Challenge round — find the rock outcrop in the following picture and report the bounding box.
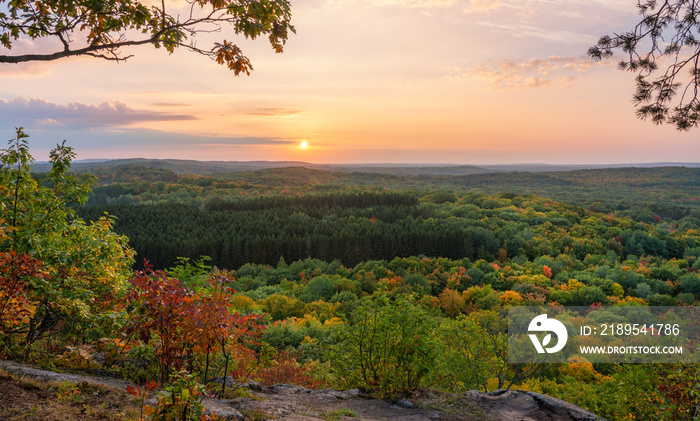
[464,389,604,421]
[211,383,605,421]
[0,360,605,421]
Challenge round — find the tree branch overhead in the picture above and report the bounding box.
[0,0,294,75]
[589,0,700,130]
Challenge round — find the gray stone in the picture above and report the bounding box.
[270,384,307,394]
[464,389,606,421]
[202,398,244,420]
[247,380,263,391]
[211,376,238,387]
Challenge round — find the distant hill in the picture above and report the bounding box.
[31,159,496,176]
[319,164,495,176]
[31,157,700,176]
[31,158,317,175]
[479,162,700,172]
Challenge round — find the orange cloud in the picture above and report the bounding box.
[0,62,51,77]
[451,55,598,88]
[245,108,303,117]
[366,0,456,8]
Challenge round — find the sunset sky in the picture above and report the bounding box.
[1,0,698,164]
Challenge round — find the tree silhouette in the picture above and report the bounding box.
[588,0,700,130]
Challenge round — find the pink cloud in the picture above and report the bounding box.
[451,55,600,88]
[0,97,196,128]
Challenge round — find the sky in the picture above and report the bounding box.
[0,0,699,164]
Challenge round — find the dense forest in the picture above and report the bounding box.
[78,164,700,225]
[3,146,700,420]
[78,190,692,272]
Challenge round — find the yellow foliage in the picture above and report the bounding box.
[567,279,585,291]
[618,296,647,306]
[231,294,256,311]
[611,283,625,298]
[322,317,343,327]
[498,290,523,306]
[561,356,611,384]
[289,314,320,328]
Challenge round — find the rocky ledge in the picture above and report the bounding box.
[209,383,605,421]
[0,360,604,421]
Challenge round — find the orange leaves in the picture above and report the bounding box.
[543,265,552,278]
[214,41,252,76]
[121,266,206,382]
[0,250,43,335]
[256,349,322,389]
[121,264,264,384]
[127,381,158,421]
[127,380,158,397]
[438,288,464,317]
[498,290,523,306]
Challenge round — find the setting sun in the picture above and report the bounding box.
[300,140,309,149]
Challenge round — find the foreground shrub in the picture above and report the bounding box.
[328,293,437,397]
[121,265,264,392]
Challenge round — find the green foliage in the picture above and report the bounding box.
[570,286,607,306]
[4,146,700,420]
[432,316,493,392]
[319,408,358,420]
[262,294,306,321]
[1,129,93,252]
[262,321,304,350]
[168,256,213,288]
[150,370,213,421]
[300,275,337,303]
[680,273,700,295]
[468,310,543,391]
[0,128,133,355]
[328,294,437,397]
[79,182,698,277]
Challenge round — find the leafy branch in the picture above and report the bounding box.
[588,0,700,130]
[0,0,295,75]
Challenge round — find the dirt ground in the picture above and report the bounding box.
[0,371,141,421]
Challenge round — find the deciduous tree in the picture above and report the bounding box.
[0,0,294,75]
[0,129,133,356]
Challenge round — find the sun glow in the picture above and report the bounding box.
[300,140,309,149]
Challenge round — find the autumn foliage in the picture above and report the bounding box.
[0,250,41,335]
[121,263,264,389]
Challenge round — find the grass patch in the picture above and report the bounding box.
[0,369,142,420]
[318,408,358,420]
[413,390,489,420]
[239,409,274,420]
